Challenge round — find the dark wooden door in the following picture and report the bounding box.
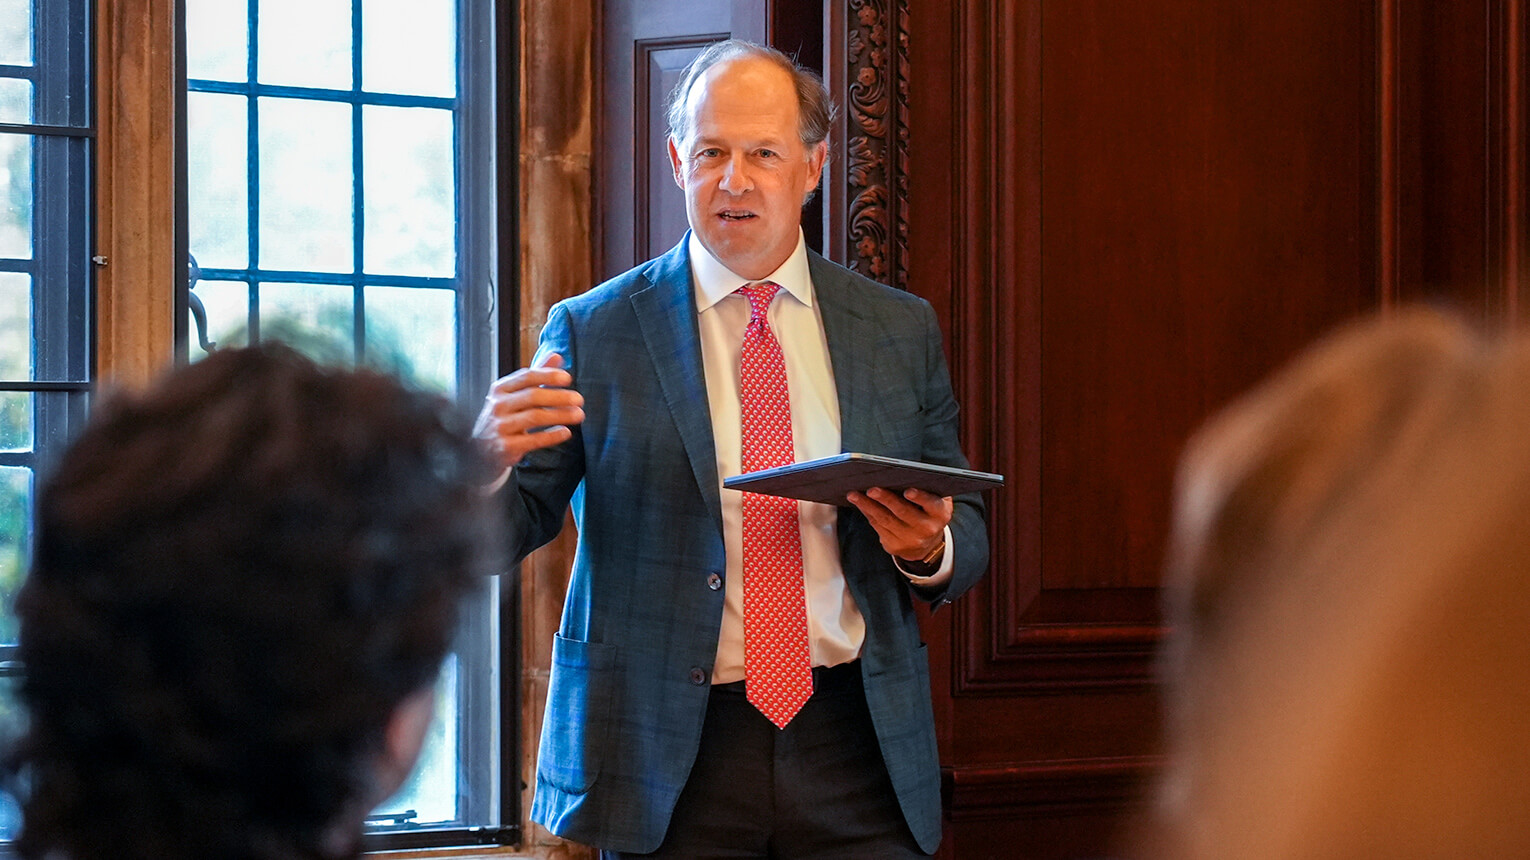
[595,0,822,281]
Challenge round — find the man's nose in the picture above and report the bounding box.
[719,156,753,194]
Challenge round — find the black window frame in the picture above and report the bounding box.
[0,0,95,683]
[173,0,522,850]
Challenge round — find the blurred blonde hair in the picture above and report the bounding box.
[1154,308,1530,859]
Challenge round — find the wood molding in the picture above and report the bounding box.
[944,756,1159,821]
[940,0,1165,696]
[828,0,909,287]
[94,0,177,389]
[519,1,595,857]
[1488,0,1528,323]
[1386,0,1524,323]
[631,34,728,267]
[1377,0,1400,310]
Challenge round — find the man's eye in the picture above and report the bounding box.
[698,148,722,158]
[758,149,778,159]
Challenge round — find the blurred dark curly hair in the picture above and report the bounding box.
[8,344,501,860]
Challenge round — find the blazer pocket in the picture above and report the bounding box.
[537,634,618,794]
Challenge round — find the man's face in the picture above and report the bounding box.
[668,56,827,281]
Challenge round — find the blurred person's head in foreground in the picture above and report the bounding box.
[8,344,499,860]
[1153,308,1530,859]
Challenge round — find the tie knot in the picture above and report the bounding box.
[737,281,781,323]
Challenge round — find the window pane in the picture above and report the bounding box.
[0,0,30,66]
[258,0,352,91]
[0,394,28,452]
[0,78,29,125]
[188,91,249,269]
[362,0,454,97]
[365,286,455,394]
[0,674,21,838]
[364,106,453,278]
[375,655,459,825]
[258,98,352,272]
[259,282,354,363]
[187,279,250,361]
[0,133,31,260]
[0,466,30,644]
[185,0,247,83]
[0,272,28,380]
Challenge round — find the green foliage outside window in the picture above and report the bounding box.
[0,468,24,645]
[0,268,28,647]
[206,301,432,391]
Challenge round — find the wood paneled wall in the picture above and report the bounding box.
[827,1,1527,857]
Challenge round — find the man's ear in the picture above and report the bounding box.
[804,140,828,194]
[377,686,436,801]
[668,136,686,189]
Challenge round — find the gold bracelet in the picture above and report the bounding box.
[917,538,946,567]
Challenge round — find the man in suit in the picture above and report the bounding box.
[476,39,988,858]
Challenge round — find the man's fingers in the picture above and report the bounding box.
[474,352,585,469]
[484,358,584,430]
[847,493,922,557]
[848,487,952,559]
[864,487,950,522]
[484,422,573,469]
[845,490,884,522]
[487,351,574,396]
[508,424,573,453]
[901,488,954,517]
[493,403,585,436]
[491,385,584,419]
[847,490,911,536]
[490,365,573,395]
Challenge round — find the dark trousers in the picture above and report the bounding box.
[602,661,928,860]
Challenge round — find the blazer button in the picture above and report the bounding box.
[706,573,722,591]
[689,667,708,686]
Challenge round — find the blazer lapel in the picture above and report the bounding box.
[631,239,724,534]
[810,252,880,456]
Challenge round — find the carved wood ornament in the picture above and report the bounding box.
[843,0,910,289]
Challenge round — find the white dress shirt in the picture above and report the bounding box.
[689,231,951,684]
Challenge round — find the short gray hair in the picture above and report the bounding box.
[665,39,836,149]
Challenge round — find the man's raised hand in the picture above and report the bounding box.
[473,352,585,470]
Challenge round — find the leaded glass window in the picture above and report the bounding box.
[183,0,510,847]
[0,0,92,838]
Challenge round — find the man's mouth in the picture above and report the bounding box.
[718,210,756,221]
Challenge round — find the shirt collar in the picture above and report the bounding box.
[689,230,814,313]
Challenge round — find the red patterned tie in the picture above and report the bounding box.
[737,282,813,728]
